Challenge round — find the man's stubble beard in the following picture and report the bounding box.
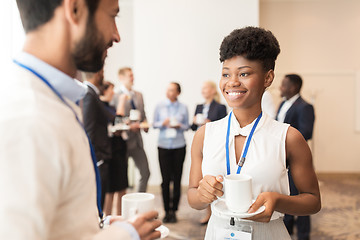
[72,17,107,73]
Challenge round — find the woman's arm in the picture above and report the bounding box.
[187,125,224,210]
[247,127,321,222]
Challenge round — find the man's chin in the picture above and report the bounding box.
[77,61,104,73]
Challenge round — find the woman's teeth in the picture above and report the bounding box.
[228,92,243,96]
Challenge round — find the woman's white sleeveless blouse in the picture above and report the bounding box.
[202,112,291,239]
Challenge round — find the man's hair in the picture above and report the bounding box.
[171,82,181,94]
[16,0,100,33]
[118,67,132,76]
[219,26,280,71]
[285,74,303,93]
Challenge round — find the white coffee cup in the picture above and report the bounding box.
[122,193,155,220]
[129,109,141,121]
[224,174,253,213]
[195,113,205,125]
[169,117,178,127]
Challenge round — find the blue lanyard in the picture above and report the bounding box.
[225,111,262,175]
[13,60,104,220]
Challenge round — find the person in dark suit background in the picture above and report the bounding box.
[99,81,129,216]
[82,70,114,209]
[191,81,227,131]
[276,74,315,240]
[191,81,227,224]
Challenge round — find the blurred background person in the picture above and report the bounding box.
[153,82,189,223]
[276,73,315,240]
[113,67,150,193]
[191,81,227,131]
[99,81,129,216]
[83,70,114,210]
[190,81,227,224]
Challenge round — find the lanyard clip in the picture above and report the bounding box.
[230,217,235,226]
[99,214,107,229]
[99,218,105,229]
[238,157,246,167]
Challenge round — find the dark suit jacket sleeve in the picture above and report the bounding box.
[82,92,97,142]
[190,104,202,131]
[218,104,227,119]
[298,104,315,141]
[82,91,113,161]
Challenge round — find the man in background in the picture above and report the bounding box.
[83,69,113,208]
[113,67,150,193]
[0,0,161,239]
[276,73,315,240]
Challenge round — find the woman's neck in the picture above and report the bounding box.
[232,105,262,127]
[205,98,213,104]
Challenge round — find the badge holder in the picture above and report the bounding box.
[215,217,253,240]
[212,200,262,240]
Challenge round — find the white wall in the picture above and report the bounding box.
[104,0,135,90]
[105,0,259,186]
[0,1,25,70]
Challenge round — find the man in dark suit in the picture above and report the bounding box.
[276,74,315,240]
[82,69,114,208]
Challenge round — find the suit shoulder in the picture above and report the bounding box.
[298,97,313,107]
[134,90,144,97]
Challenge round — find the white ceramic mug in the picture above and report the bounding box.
[129,109,141,121]
[169,117,178,127]
[195,113,205,125]
[224,174,253,213]
[121,193,155,220]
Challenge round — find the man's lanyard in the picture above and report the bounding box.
[13,60,104,221]
[225,111,262,175]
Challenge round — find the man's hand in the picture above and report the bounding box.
[129,211,162,240]
[129,122,141,132]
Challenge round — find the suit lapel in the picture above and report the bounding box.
[284,97,302,122]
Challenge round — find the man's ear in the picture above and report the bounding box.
[63,0,85,25]
[264,70,274,88]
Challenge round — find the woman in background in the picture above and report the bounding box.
[191,81,227,132]
[100,81,129,216]
[153,82,189,223]
[190,81,227,224]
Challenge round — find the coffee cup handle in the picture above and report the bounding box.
[214,185,225,201]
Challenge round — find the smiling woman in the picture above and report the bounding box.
[188,26,321,240]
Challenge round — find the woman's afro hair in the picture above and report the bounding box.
[219,26,280,71]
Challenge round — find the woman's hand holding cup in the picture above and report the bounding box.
[197,175,224,204]
[245,191,280,223]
